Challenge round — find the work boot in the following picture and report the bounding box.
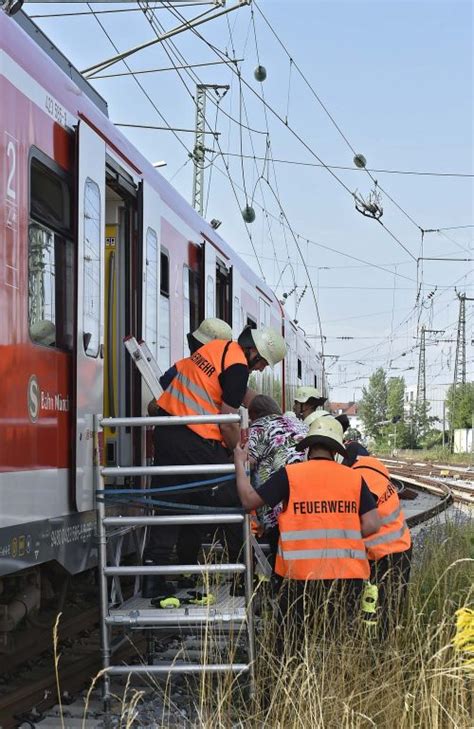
[141,560,175,599]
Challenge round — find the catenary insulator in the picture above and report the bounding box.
[242,205,256,223]
[353,154,367,169]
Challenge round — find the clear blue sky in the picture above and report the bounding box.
[25,0,474,401]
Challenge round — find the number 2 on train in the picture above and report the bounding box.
[6,138,17,202]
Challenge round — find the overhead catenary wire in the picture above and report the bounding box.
[252,1,427,241]
[211,162,423,284]
[84,3,190,156]
[137,1,267,279]
[214,152,474,178]
[29,3,213,18]
[164,2,420,263]
[90,58,245,80]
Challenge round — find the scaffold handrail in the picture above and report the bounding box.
[100,413,241,427]
[104,563,245,576]
[101,463,236,478]
[103,514,244,526]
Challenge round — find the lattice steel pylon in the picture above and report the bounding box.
[453,291,474,386]
[416,326,444,411]
[416,325,426,410]
[192,84,228,216]
[192,85,207,216]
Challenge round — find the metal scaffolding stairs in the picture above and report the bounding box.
[94,409,256,716]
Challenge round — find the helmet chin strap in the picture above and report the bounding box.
[247,354,263,370]
[244,346,262,370]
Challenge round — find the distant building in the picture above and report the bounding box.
[404,383,448,427]
[327,401,364,436]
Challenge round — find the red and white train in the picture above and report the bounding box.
[0,10,325,584]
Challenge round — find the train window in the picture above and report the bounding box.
[30,158,70,232]
[247,316,257,329]
[159,249,170,371]
[189,270,201,336]
[233,296,241,334]
[145,227,159,362]
[183,265,191,355]
[28,157,73,350]
[216,259,231,325]
[206,274,214,317]
[259,298,270,329]
[160,251,169,296]
[297,358,302,380]
[82,179,101,357]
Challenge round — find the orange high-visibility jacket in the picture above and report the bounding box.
[275,460,370,581]
[353,456,411,561]
[158,339,247,441]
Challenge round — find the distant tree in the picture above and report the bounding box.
[446,383,474,429]
[359,368,387,438]
[387,377,405,423]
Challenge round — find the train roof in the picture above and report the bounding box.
[12,10,109,116]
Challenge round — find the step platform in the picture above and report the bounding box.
[107,583,247,629]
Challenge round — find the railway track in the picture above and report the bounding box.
[3,469,469,728]
[382,458,474,506]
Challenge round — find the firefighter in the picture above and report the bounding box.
[293,386,328,425]
[146,317,232,576]
[234,416,381,651]
[142,325,287,598]
[336,415,369,465]
[150,318,233,397]
[352,455,412,638]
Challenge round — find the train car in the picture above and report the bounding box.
[0,9,325,602]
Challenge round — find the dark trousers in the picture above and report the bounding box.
[275,578,364,656]
[145,422,242,567]
[370,547,412,639]
[266,525,280,571]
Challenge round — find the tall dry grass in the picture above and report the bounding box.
[81,519,473,728]
[192,520,474,728]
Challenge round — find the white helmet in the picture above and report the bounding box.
[304,409,330,427]
[294,385,323,403]
[250,326,287,368]
[296,415,346,456]
[192,318,232,345]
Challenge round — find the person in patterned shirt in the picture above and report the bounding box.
[248,395,307,567]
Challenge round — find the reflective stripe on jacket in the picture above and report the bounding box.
[157,339,247,441]
[275,460,370,580]
[353,456,411,561]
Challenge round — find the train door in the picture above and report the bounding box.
[74,120,106,512]
[103,158,138,470]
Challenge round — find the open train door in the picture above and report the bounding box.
[74,120,106,512]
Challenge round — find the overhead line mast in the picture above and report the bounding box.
[192,84,228,215]
[416,326,444,413]
[453,290,474,387]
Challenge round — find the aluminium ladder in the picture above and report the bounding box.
[94,410,256,717]
[123,335,164,398]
